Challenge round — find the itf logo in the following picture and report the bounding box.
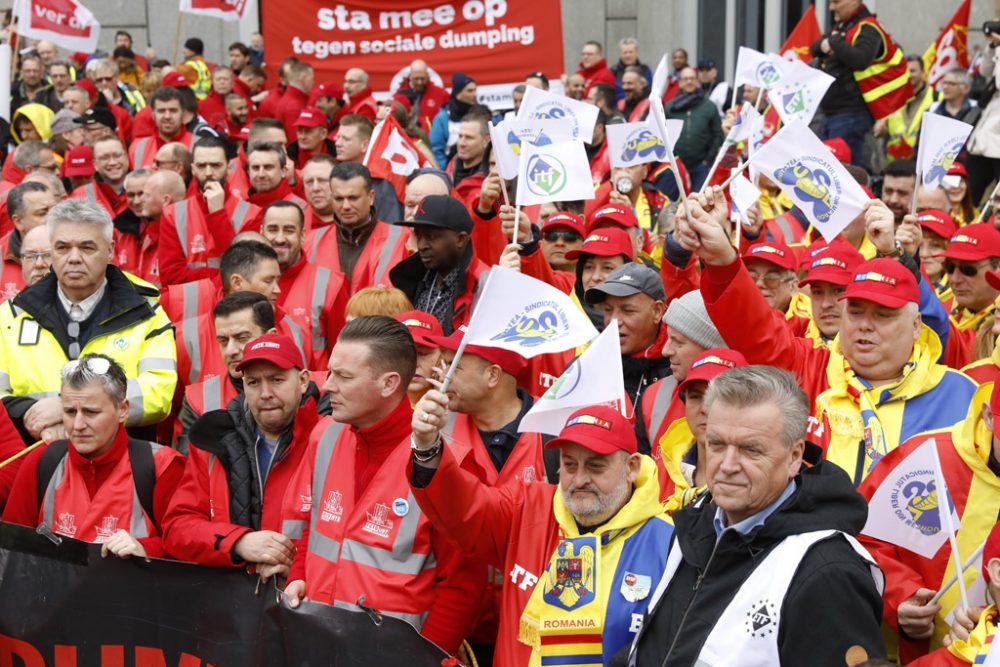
[525,154,568,198]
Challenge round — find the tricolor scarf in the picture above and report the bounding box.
[816,325,944,482]
[518,457,663,667]
[952,304,996,333]
[947,604,998,663]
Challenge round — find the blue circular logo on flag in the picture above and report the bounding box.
[889,473,943,536]
[774,157,842,223]
[923,137,966,186]
[621,128,666,163]
[525,154,568,197]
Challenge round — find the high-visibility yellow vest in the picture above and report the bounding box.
[186,58,211,100]
[847,15,914,120]
[885,84,938,160]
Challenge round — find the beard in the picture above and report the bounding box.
[560,466,632,528]
[197,175,226,193]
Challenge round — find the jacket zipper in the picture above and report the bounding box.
[655,536,723,667]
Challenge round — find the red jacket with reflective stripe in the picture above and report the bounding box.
[0,230,24,302]
[162,397,320,567]
[276,254,349,370]
[303,220,410,294]
[2,426,183,557]
[284,410,482,654]
[114,219,160,286]
[70,181,127,219]
[128,129,196,169]
[157,192,262,286]
[641,375,684,491]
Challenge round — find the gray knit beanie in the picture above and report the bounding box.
[662,291,726,349]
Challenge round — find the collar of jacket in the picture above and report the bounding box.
[4,228,21,262]
[333,208,377,246]
[552,455,665,537]
[249,179,294,207]
[389,239,476,303]
[113,207,144,238]
[578,58,610,77]
[12,265,160,351]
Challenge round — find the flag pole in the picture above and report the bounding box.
[719,154,759,190]
[931,539,986,605]
[932,443,969,609]
[0,439,44,469]
[172,12,183,64]
[974,179,1000,224]
[698,145,727,195]
[439,269,495,394]
[512,149,522,244]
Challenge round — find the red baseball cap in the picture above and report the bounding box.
[678,348,748,394]
[235,333,305,372]
[823,137,852,164]
[545,405,637,455]
[62,145,94,178]
[395,310,443,348]
[947,161,969,180]
[840,257,920,308]
[309,82,344,103]
[429,328,527,377]
[938,224,1000,262]
[294,107,327,129]
[587,203,639,233]
[542,212,585,237]
[160,70,191,88]
[565,228,636,261]
[982,517,1000,582]
[742,241,797,272]
[74,77,99,102]
[916,209,958,241]
[799,241,865,288]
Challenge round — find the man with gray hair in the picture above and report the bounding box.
[0,199,177,446]
[933,66,981,126]
[0,181,56,300]
[628,365,887,666]
[2,353,183,558]
[611,37,653,87]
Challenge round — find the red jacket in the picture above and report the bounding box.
[70,180,127,219]
[339,87,377,122]
[304,218,410,294]
[276,253,350,369]
[114,218,161,285]
[130,105,154,139]
[129,128,196,169]
[2,426,183,557]
[162,395,320,567]
[198,91,230,135]
[257,86,285,120]
[276,85,310,144]
[399,82,451,132]
[0,230,25,302]
[576,58,617,97]
[285,403,481,654]
[157,190,262,286]
[389,246,490,334]
[0,402,27,508]
[248,179,306,211]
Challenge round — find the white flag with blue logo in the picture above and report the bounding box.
[518,85,599,141]
[491,117,575,180]
[606,121,672,168]
[916,113,973,189]
[518,320,624,435]
[462,266,599,358]
[749,122,870,242]
[734,47,786,89]
[769,59,834,126]
[516,139,596,206]
[861,438,962,559]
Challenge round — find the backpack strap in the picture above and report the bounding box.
[126,438,157,531]
[35,440,69,512]
[541,434,559,484]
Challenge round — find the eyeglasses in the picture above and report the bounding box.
[20,251,51,264]
[748,269,793,289]
[544,230,582,243]
[945,260,992,277]
[62,356,112,376]
[94,153,126,163]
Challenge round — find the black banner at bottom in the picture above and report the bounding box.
[0,523,453,666]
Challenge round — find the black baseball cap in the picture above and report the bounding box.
[74,108,117,131]
[697,58,717,69]
[394,195,473,233]
[585,263,666,304]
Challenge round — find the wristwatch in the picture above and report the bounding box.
[878,239,903,258]
[411,433,442,462]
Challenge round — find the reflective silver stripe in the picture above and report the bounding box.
[137,357,176,373]
[175,201,190,259]
[282,519,305,540]
[229,199,252,233]
[309,266,331,352]
[129,480,149,537]
[647,377,677,446]
[332,600,428,631]
[772,215,796,244]
[307,226,332,264]
[284,318,306,358]
[289,195,306,209]
[132,138,151,167]
[27,391,60,400]
[307,421,347,561]
[374,224,403,284]
[0,371,11,391]
[202,375,223,412]
[442,411,458,439]
[41,454,69,532]
[207,453,216,474]
[126,378,144,424]
[338,490,435,576]
[83,183,97,202]
[207,257,220,268]
[182,281,202,384]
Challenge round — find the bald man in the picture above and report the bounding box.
[342,68,377,120]
[402,59,450,131]
[118,170,187,284]
[155,142,191,183]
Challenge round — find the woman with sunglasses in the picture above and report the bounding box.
[2,354,183,559]
[937,224,1000,369]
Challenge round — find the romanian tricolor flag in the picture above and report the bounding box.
[923,0,971,89]
[780,4,822,63]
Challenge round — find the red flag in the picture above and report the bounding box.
[179,0,250,21]
[12,0,99,53]
[923,0,971,89]
[780,5,822,63]
[363,115,430,201]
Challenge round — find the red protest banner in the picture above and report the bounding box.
[180,0,251,21]
[261,0,564,92]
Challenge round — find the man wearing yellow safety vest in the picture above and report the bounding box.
[812,0,913,167]
[182,38,214,101]
[877,56,940,162]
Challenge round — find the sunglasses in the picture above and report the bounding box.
[544,230,582,243]
[945,260,990,278]
[62,356,112,377]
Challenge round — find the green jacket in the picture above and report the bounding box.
[664,95,723,167]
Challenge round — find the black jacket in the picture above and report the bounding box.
[187,382,320,530]
[628,462,885,667]
[812,4,884,116]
